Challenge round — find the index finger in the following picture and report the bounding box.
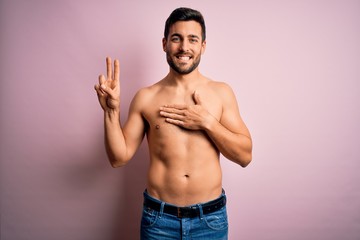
[114,59,120,82]
[161,104,187,110]
[106,57,112,79]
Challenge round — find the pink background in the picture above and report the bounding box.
[1,0,359,239]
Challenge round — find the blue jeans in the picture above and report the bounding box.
[141,190,228,240]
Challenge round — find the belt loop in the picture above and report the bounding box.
[159,202,165,218]
[197,204,204,220]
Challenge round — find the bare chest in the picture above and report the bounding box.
[143,91,222,136]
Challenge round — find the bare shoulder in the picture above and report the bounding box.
[207,80,237,102]
[129,82,161,111]
[208,80,232,91]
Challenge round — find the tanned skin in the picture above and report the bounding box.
[94,20,252,206]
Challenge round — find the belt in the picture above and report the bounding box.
[143,195,226,218]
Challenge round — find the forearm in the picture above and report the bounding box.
[104,110,129,167]
[204,119,252,167]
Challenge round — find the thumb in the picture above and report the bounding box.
[193,90,202,105]
[100,82,116,99]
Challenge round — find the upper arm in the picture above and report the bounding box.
[122,89,148,160]
[218,83,251,138]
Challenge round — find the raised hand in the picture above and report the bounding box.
[94,57,120,112]
[159,91,215,130]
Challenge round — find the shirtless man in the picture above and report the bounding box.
[94,7,252,240]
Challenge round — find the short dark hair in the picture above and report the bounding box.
[164,7,206,42]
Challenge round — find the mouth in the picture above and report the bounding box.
[176,55,192,62]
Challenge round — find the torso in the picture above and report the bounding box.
[140,77,224,206]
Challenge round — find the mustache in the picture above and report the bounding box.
[175,51,192,56]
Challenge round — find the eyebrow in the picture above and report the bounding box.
[170,33,200,39]
[188,34,200,39]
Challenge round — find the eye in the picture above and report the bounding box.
[189,38,198,43]
[171,37,180,42]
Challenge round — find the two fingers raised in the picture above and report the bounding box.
[106,57,120,81]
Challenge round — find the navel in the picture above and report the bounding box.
[184,174,190,178]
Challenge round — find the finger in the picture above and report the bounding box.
[165,118,184,127]
[94,84,100,93]
[98,81,117,100]
[98,75,106,93]
[99,74,106,85]
[193,90,202,105]
[94,84,100,91]
[94,85,107,109]
[114,59,120,82]
[161,104,187,110]
[94,84,104,97]
[160,107,185,115]
[160,111,186,120]
[106,57,112,79]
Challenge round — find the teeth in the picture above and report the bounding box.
[178,56,190,61]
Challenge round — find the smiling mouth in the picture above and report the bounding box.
[176,55,192,61]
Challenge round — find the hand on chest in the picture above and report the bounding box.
[144,89,222,132]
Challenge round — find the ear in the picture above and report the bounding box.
[201,40,207,55]
[162,38,167,52]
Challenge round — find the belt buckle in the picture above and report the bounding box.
[177,207,182,218]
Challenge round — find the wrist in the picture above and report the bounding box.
[104,108,120,121]
[203,114,218,131]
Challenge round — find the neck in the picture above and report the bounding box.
[166,68,203,88]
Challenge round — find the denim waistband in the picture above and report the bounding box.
[143,189,226,218]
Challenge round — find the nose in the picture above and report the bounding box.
[179,40,189,52]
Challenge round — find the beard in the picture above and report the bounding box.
[166,51,201,75]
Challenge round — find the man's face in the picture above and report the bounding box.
[163,20,206,75]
